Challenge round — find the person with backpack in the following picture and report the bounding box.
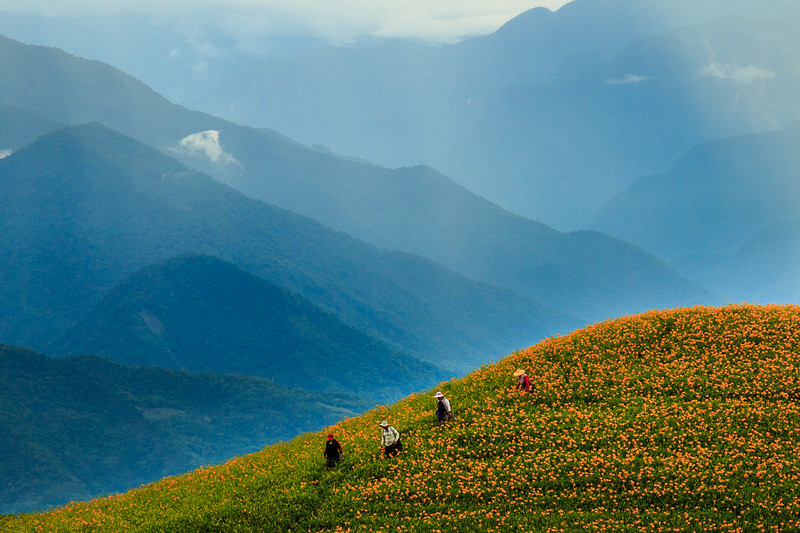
[434,391,453,423]
[323,433,343,467]
[378,420,402,457]
[513,368,532,394]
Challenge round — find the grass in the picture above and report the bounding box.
[3,303,800,532]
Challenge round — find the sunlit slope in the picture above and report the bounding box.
[6,304,800,532]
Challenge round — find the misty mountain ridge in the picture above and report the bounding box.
[192,0,800,230]
[0,121,569,374]
[592,119,800,301]
[726,220,800,302]
[177,138,713,321]
[595,119,800,260]
[442,13,800,228]
[0,9,361,106]
[2,1,798,231]
[54,254,445,402]
[0,31,711,327]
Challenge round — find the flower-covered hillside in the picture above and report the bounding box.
[5,304,800,532]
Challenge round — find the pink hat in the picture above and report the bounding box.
[434,392,444,398]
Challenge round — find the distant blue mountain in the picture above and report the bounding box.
[0,10,295,105]
[0,104,64,150]
[594,121,800,261]
[0,32,710,330]
[593,120,800,302]
[725,220,800,303]
[193,0,800,229]
[0,121,566,374]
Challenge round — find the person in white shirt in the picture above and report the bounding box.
[378,420,401,457]
[434,391,452,423]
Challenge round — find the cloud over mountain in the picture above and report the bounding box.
[173,130,239,165]
[701,61,775,82]
[0,0,571,46]
[604,73,652,85]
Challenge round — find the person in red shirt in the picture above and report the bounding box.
[324,434,343,467]
[513,368,532,394]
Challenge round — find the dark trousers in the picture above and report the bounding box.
[384,442,400,457]
[325,454,340,467]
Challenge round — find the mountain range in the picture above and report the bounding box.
[2,0,798,516]
[593,119,800,302]
[180,144,712,321]
[0,120,561,375]
[191,0,800,230]
[0,31,712,336]
[0,9,327,105]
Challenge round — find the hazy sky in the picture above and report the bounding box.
[0,1,574,45]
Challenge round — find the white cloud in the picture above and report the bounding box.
[0,1,573,45]
[174,130,239,165]
[701,62,776,83]
[605,74,652,85]
[0,149,12,160]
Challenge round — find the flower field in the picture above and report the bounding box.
[4,304,800,532]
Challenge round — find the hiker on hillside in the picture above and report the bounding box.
[378,420,402,457]
[324,433,343,467]
[513,368,532,394]
[434,391,453,423]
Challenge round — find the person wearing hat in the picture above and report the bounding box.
[324,433,343,467]
[513,368,532,394]
[378,420,402,457]
[434,391,453,423]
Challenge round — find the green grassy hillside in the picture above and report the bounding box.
[5,304,800,531]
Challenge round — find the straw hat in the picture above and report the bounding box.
[513,369,525,377]
[434,391,444,398]
[378,420,389,428]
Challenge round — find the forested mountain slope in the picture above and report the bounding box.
[0,344,368,515]
[54,254,445,401]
